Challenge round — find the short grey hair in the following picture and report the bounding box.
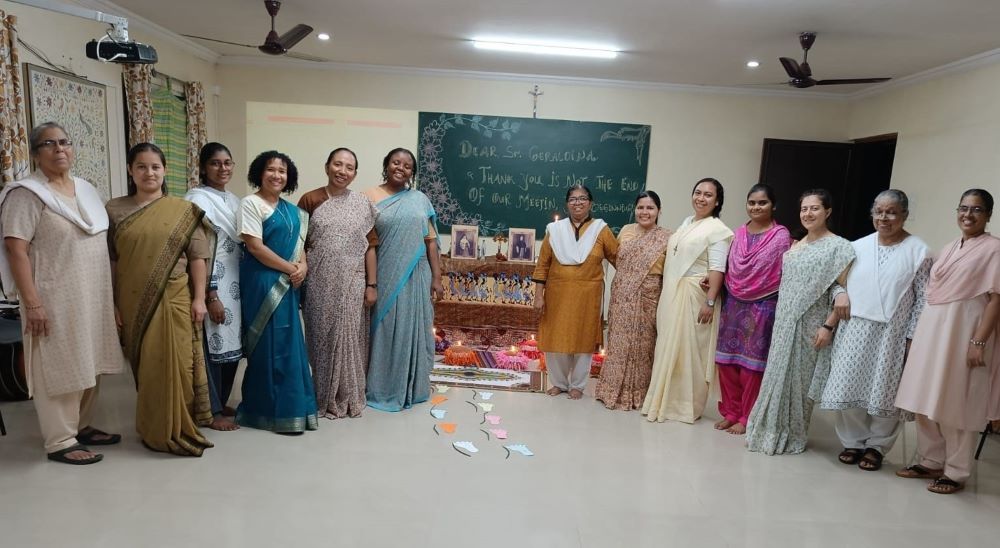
[872,189,909,213]
[28,122,69,156]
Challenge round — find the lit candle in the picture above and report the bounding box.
[530,334,536,341]
[505,345,520,356]
[599,346,606,357]
[456,340,463,347]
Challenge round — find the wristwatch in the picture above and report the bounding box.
[705,299,716,307]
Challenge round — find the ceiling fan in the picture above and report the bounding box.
[182,1,329,62]
[779,32,891,88]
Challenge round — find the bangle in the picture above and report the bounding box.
[821,324,835,332]
[970,339,987,347]
[366,283,378,289]
[24,303,43,310]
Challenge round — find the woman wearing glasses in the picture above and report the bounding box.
[818,190,930,471]
[0,122,126,464]
[184,143,242,430]
[894,189,1000,494]
[533,185,618,400]
[643,178,733,423]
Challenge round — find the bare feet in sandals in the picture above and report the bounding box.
[726,423,746,435]
[714,418,735,430]
[208,416,240,431]
[568,388,584,400]
[546,387,565,396]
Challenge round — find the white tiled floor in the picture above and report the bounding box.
[2,373,999,548]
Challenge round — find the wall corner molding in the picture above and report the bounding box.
[848,47,1000,101]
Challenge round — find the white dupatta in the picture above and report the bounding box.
[185,186,239,241]
[0,171,109,298]
[546,218,607,265]
[846,233,928,323]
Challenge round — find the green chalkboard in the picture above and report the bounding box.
[417,112,650,236]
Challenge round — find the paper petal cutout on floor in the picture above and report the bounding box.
[484,415,502,425]
[505,444,533,456]
[490,429,508,439]
[476,403,494,412]
[440,423,457,434]
[454,441,479,454]
[477,391,494,400]
[430,409,447,419]
[435,385,449,393]
[430,395,448,405]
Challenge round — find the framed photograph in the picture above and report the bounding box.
[508,228,536,263]
[23,64,111,198]
[450,224,479,259]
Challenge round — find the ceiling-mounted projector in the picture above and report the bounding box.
[11,0,158,64]
[86,39,157,64]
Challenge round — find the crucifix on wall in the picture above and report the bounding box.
[529,84,544,118]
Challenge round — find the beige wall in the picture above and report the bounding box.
[217,64,853,232]
[2,0,217,196]
[849,63,1000,249]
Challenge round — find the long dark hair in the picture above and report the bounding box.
[126,142,167,197]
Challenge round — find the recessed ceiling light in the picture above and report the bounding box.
[317,33,330,41]
[746,60,760,68]
[472,40,618,59]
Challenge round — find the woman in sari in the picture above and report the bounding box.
[364,148,443,411]
[107,143,214,456]
[1,122,126,464]
[745,189,855,455]
[237,150,317,434]
[714,184,791,435]
[533,185,618,400]
[595,191,670,410]
[184,142,242,431]
[643,178,732,423]
[895,189,999,494]
[299,148,378,419]
[819,189,930,471]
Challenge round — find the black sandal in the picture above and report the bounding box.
[838,448,863,465]
[858,448,884,471]
[47,444,103,465]
[77,427,122,446]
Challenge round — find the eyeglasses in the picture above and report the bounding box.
[207,160,235,169]
[37,139,73,149]
[870,210,901,220]
[957,206,988,215]
[567,197,591,204]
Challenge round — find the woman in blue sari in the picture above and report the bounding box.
[236,150,318,434]
[363,148,443,411]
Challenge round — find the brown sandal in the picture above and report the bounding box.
[895,464,943,479]
[838,448,863,465]
[858,449,884,471]
[927,477,964,494]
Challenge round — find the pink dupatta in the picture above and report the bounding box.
[725,223,791,301]
[926,233,1000,305]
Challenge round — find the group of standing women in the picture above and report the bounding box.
[536,176,999,494]
[1,120,442,462]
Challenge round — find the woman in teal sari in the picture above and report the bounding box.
[363,148,444,411]
[236,150,318,434]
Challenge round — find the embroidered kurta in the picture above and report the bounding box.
[820,236,930,418]
[532,218,618,354]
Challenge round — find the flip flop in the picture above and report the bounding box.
[77,427,122,446]
[927,477,964,495]
[895,464,943,479]
[47,444,103,465]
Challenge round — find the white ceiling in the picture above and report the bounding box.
[99,0,1000,94]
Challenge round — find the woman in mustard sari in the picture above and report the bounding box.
[107,143,214,456]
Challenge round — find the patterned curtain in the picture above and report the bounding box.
[151,87,188,197]
[122,64,154,146]
[184,81,207,190]
[0,11,29,185]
